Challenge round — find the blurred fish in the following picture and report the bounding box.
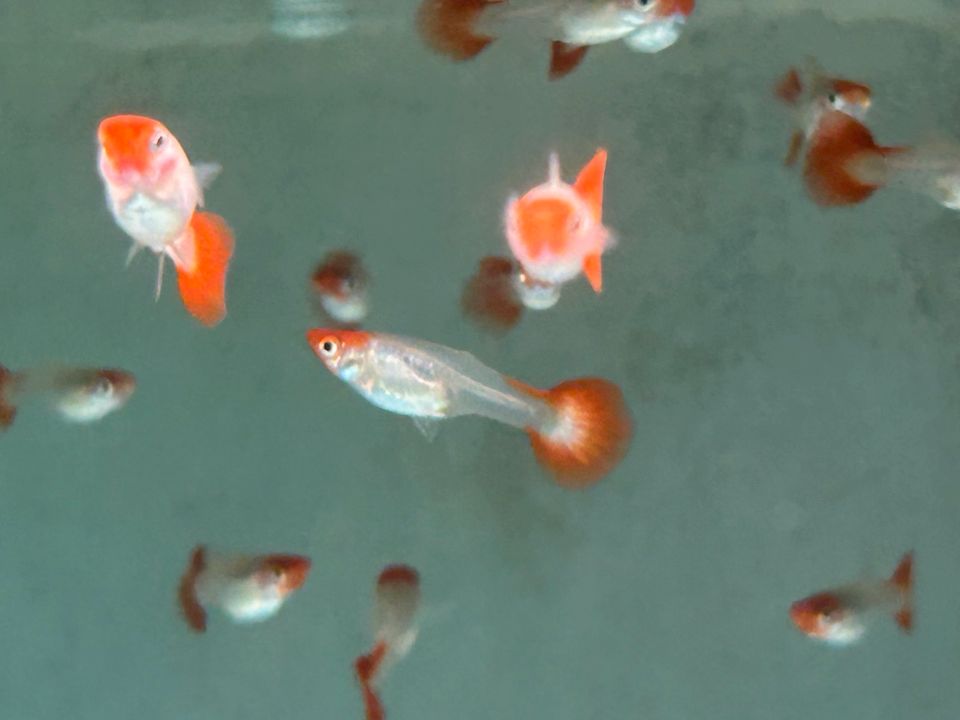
[461,256,563,333]
[354,564,421,720]
[801,110,960,210]
[177,545,311,633]
[306,328,632,487]
[311,250,370,325]
[774,58,871,166]
[506,149,613,294]
[97,115,234,327]
[417,0,695,79]
[790,552,913,646]
[0,365,135,430]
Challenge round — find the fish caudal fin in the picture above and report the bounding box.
[462,256,523,333]
[178,545,208,633]
[803,111,898,206]
[416,0,497,61]
[360,681,385,720]
[573,148,606,222]
[175,212,234,327]
[774,67,803,105]
[0,365,17,430]
[355,641,389,685]
[549,41,588,80]
[512,377,632,488]
[890,551,914,633]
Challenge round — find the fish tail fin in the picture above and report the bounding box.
[416,0,498,61]
[175,211,234,327]
[461,256,523,333]
[360,681,385,720]
[573,148,606,222]
[510,377,632,488]
[803,111,888,206]
[178,545,208,633]
[774,67,803,105]
[890,551,914,633]
[549,41,589,80]
[355,640,389,685]
[0,365,17,430]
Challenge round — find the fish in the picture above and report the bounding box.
[790,551,914,646]
[802,110,907,207]
[417,0,695,79]
[354,565,421,720]
[97,114,235,327]
[306,328,632,487]
[0,365,136,429]
[505,149,612,294]
[774,59,871,166]
[311,250,370,325]
[177,545,311,632]
[461,256,564,333]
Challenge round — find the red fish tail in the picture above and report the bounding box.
[416,0,498,61]
[803,111,888,206]
[549,41,589,80]
[461,256,523,333]
[0,365,18,429]
[178,545,208,633]
[774,67,803,105]
[355,640,389,685]
[890,551,914,633]
[657,0,695,17]
[360,681,386,720]
[510,377,632,488]
[176,211,235,327]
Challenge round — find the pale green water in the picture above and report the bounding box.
[1,2,959,719]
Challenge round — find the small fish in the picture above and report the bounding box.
[97,114,235,327]
[790,552,914,646]
[802,110,907,207]
[774,59,872,166]
[177,545,311,632]
[354,565,421,720]
[462,256,563,333]
[417,0,695,79]
[311,250,370,325]
[306,329,632,487]
[0,365,135,429]
[505,150,613,294]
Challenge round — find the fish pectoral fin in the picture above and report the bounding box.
[125,242,144,268]
[412,416,442,442]
[549,41,588,80]
[582,252,602,293]
[192,162,223,207]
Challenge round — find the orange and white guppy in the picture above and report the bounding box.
[306,329,632,487]
[97,114,234,326]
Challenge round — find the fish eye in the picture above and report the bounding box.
[827,93,838,105]
[150,132,165,151]
[319,337,339,357]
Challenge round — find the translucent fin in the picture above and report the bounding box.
[155,252,166,301]
[412,416,441,441]
[125,242,143,268]
[192,162,222,206]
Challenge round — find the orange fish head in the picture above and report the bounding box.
[258,554,312,595]
[513,195,580,259]
[306,328,371,374]
[311,251,366,300]
[789,592,844,637]
[828,80,872,118]
[97,114,174,179]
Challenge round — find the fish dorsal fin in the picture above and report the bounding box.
[549,41,588,80]
[413,416,441,441]
[574,149,607,222]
